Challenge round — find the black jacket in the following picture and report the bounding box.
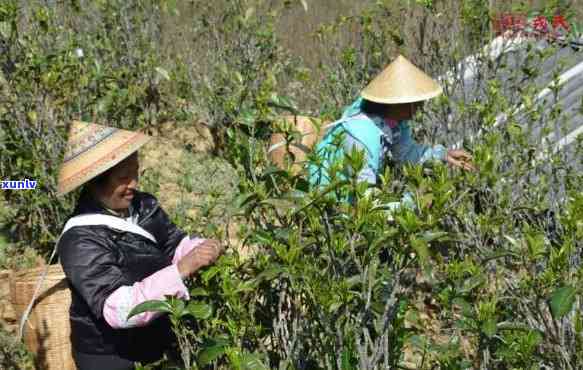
[58,190,187,362]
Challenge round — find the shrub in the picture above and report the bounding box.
[129,1,583,369]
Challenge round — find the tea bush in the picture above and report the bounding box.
[133,148,581,369]
[130,1,583,369]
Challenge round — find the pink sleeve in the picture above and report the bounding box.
[172,236,206,264]
[102,237,206,329]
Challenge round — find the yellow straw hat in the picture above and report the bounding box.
[361,55,442,104]
[57,121,151,196]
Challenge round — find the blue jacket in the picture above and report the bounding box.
[308,97,447,207]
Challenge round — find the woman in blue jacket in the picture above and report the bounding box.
[309,55,474,206]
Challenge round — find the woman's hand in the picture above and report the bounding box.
[446,149,476,171]
[177,239,223,279]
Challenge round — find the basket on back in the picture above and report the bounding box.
[0,269,16,330]
[10,264,76,370]
[268,115,329,174]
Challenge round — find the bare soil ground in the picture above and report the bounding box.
[141,121,242,249]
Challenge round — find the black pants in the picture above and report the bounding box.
[73,351,134,370]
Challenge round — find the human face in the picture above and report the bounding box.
[383,102,422,121]
[94,153,139,212]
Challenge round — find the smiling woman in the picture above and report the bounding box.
[86,152,140,216]
[55,121,224,370]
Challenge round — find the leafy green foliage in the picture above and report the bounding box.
[549,286,577,319]
[128,300,173,319]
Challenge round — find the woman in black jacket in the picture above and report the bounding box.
[57,121,222,370]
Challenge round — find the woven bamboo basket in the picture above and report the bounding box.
[10,264,76,370]
[268,115,328,174]
[0,269,17,330]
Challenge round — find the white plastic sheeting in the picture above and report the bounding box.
[442,35,583,164]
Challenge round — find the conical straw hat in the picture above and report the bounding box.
[361,55,442,104]
[57,121,151,196]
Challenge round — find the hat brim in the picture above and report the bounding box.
[361,87,442,104]
[57,128,151,196]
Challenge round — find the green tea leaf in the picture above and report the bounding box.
[198,341,229,365]
[254,265,286,282]
[127,300,171,319]
[187,301,213,320]
[171,298,186,317]
[549,286,577,319]
[481,318,497,338]
[410,237,430,265]
[235,192,258,209]
[201,265,221,283]
[190,287,209,297]
[420,230,448,243]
